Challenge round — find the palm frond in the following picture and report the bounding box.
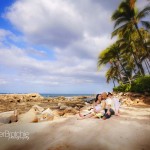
[137,5,150,19]
[114,17,129,28]
[141,21,150,31]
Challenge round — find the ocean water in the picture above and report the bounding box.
[40,94,93,98]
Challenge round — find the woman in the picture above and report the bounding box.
[78,94,106,119]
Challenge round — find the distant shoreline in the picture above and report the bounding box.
[41,93,94,98]
[0,93,94,98]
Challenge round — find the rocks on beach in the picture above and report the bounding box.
[0,92,150,150]
[114,92,150,106]
[0,92,150,124]
[0,94,87,124]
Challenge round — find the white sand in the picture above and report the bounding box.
[0,106,150,150]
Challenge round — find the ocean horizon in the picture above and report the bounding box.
[40,93,94,98]
[0,93,94,98]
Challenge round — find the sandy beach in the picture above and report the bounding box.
[0,104,150,150]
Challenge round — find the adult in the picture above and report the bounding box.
[102,92,115,120]
[78,94,105,119]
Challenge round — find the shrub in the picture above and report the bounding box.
[113,76,150,93]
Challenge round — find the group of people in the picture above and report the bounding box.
[79,92,120,120]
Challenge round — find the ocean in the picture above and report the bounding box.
[40,94,93,98]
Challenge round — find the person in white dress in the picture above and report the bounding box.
[78,94,106,119]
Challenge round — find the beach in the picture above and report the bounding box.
[0,106,150,150]
[0,93,150,150]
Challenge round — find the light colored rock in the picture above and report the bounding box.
[17,102,26,106]
[118,92,124,96]
[58,103,62,107]
[18,108,39,123]
[32,105,44,113]
[0,110,18,124]
[60,105,68,110]
[39,108,54,122]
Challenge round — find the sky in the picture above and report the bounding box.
[0,0,149,94]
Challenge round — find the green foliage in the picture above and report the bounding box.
[113,76,150,93]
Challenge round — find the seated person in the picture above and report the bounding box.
[102,92,115,120]
[78,94,106,119]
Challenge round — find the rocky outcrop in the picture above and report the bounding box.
[0,93,44,103]
[39,108,54,122]
[114,92,150,106]
[0,93,44,113]
[0,94,85,124]
[18,105,44,123]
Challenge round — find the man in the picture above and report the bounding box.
[102,92,115,120]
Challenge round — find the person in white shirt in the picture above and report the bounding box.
[102,92,115,119]
[102,92,120,119]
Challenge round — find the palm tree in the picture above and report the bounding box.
[117,33,146,75]
[111,0,150,59]
[98,43,130,83]
[105,66,119,87]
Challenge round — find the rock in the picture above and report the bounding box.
[32,105,44,113]
[121,97,134,106]
[57,96,66,101]
[39,108,54,122]
[123,92,132,96]
[63,113,74,117]
[52,110,60,117]
[50,106,60,109]
[59,105,68,110]
[58,103,62,107]
[0,110,18,124]
[134,99,140,104]
[64,107,78,114]
[76,104,85,107]
[57,110,65,116]
[18,107,39,123]
[0,93,44,103]
[119,92,124,96]
[74,106,80,111]
[17,102,26,106]
[84,97,95,103]
[42,108,53,114]
[131,93,142,97]
[144,92,150,96]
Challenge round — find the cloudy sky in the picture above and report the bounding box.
[0,0,148,94]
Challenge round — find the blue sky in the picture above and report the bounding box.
[0,0,149,94]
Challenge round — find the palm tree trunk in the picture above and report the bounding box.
[116,54,131,79]
[132,52,145,75]
[112,78,116,87]
[113,62,122,81]
[130,38,145,76]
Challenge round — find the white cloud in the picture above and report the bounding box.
[4,0,116,47]
[1,0,125,93]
